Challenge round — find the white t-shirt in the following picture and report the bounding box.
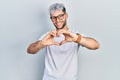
[39,30,81,80]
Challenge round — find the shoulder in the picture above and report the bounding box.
[38,31,50,40]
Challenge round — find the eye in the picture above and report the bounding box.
[50,13,65,21]
[52,17,56,19]
[59,14,63,17]
[59,14,64,17]
[58,14,65,19]
[50,16,56,20]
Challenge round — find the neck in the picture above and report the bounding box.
[63,25,69,30]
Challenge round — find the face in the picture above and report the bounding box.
[50,10,68,30]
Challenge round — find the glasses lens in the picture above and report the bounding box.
[50,14,65,21]
[58,14,64,20]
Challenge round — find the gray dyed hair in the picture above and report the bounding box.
[49,3,66,14]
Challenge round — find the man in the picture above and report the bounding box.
[27,3,100,80]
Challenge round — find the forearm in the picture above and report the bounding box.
[76,34,100,50]
[80,36,100,50]
[27,40,46,54]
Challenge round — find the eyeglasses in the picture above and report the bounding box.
[50,13,65,21]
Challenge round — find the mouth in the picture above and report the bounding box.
[54,20,66,29]
[55,23,62,28]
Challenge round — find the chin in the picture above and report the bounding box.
[55,26,62,29]
[55,23,65,29]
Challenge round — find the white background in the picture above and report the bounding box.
[0,0,120,80]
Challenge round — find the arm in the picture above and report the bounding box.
[57,29,100,50]
[27,30,60,54]
[27,40,46,54]
[77,35,100,50]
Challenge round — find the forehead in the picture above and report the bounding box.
[50,10,64,16]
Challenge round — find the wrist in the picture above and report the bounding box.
[75,34,82,43]
[39,40,47,46]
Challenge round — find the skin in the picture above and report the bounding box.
[27,10,100,54]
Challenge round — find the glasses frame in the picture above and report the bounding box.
[50,13,65,21]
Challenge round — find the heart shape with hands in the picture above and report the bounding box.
[42,29,78,46]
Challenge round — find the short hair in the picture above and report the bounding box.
[49,3,66,14]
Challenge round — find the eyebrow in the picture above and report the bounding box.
[50,13,65,17]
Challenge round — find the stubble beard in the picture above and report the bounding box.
[55,21,66,30]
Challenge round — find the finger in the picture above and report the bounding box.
[50,30,57,37]
[53,42,60,46]
[60,40,68,45]
[57,29,70,36]
[57,29,65,36]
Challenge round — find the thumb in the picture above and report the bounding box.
[53,41,60,46]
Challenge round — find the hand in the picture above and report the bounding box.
[57,29,78,45]
[42,30,60,46]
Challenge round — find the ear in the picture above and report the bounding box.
[65,13,68,18]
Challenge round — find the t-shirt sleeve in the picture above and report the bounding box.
[38,32,49,40]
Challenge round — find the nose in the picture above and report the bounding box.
[56,17,60,22]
